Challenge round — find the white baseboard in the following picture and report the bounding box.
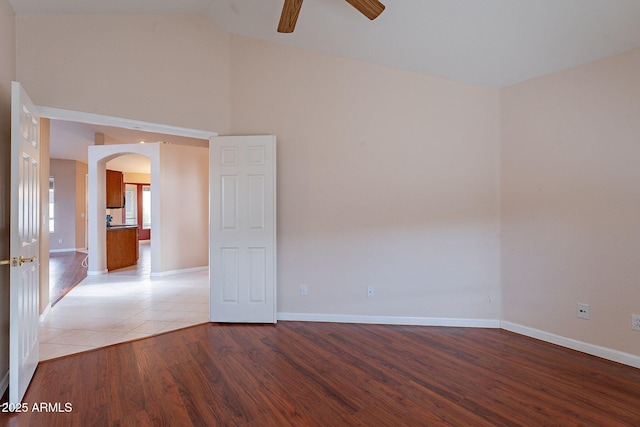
[150,266,208,277]
[0,370,8,397]
[275,315,640,369]
[87,269,107,276]
[501,321,640,369]
[50,247,88,254]
[39,303,52,322]
[277,313,501,328]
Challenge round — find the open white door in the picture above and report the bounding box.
[8,82,40,404]
[209,136,276,323]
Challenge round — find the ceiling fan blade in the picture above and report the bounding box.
[344,0,385,20]
[278,0,304,33]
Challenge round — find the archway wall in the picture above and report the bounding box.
[88,143,159,274]
[88,142,208,275]
[158,143,209,273]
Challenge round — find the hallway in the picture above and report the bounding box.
[40,242,209,360]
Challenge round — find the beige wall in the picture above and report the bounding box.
[501,48,640,356]
[49,159,86,251]
[0,0,14,390]
[87,143,207,275]
[16,14,231,134]
[50,159,77,250]
[14,13,502,322]
[124,172,151,184]
[75,161,87,249]
[230,35,502,319]
[14,9,637,359]
[40,119,50,313]
[158,144,209,272]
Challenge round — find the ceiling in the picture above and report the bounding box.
[10,0,640,88]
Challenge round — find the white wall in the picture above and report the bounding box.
[501,48,640,356]
[230,36,502,320]
[0,0,15,393]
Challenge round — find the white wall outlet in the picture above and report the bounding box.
[58,239,63,244]
[577,303,590,320]
[367,286,375,298]
[632,314,640,331]
[300,284,308,296]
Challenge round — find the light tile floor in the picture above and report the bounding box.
[40,242,209,361]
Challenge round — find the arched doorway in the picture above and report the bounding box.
[105,153,152,272]
[88,144,160,275]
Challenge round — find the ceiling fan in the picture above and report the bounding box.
[278,0,385,33]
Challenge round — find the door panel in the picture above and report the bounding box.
[9,81,40,404]
[210,136,276,323]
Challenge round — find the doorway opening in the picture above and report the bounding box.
[40,107,216,360]
[103,153,151,274]
[124,183,151,241]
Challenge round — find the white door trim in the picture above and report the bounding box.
[36,106,218,140]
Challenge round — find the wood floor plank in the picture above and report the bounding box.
[332,325,524,425]
[134,343,194,426]
[221,354,321,427]
[446,328,640,424]
[2,322,640,426]
[49,251,87,306]
[379,326,619,425]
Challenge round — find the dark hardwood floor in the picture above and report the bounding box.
[1,322,640,426]
[49,251,88,306]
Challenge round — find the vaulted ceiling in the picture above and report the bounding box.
[10,0,640,88]
[11,0,640,166]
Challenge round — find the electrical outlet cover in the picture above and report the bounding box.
[577,303,590,320]
[632,314,640,331]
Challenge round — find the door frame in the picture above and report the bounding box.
[3,102,219,400]
[36,106,217,277]
[37,107,216,140]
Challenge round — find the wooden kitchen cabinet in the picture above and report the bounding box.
[106,226,139,270]
[106,169,124,208]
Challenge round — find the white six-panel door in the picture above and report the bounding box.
[9,81,40,404]
[209,136,276,323]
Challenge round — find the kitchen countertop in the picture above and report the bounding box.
[107,224,139,230]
